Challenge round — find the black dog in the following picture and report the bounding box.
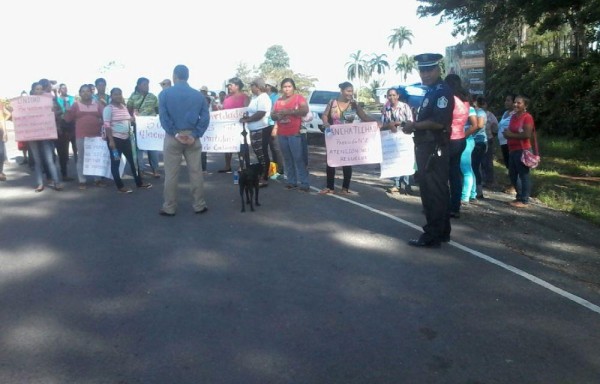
[239,163,262,212]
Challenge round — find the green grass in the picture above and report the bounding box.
[494,134,600,226]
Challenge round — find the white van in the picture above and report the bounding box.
[303,89,339,133]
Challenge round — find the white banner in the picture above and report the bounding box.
[324,121,382,167]
[135,116,165,151]
[200,107,247,153]
[83,137,126,179]
[379,130,415,178]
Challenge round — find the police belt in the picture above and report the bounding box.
[413,129,447,145]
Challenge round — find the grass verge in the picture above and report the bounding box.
[494,134,600,226]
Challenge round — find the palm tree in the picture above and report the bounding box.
[395,54,417,82]
[368,53,390,77]
[345,50,370,100]
[388,27,414,51]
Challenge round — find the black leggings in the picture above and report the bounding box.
[326,165,352,190]
[108,137,142,189]
[250,128,269,180]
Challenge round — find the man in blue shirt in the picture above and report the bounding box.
[402,53,454,247]
[158,64,210,216]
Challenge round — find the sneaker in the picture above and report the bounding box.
[137,183,152,189]
[118,188,133,194]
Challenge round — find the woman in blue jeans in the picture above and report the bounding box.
[271,78,310,191]
[503,95,535,208]
[28,83,63,192]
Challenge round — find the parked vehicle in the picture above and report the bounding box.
[303,89,339,133]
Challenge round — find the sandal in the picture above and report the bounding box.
[35,185,44,193]
[319,188,334,195]
[386,186,400,193]
[339,188,352,195]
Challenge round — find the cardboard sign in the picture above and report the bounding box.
[324,121,382,167]
[10,96,58,141]
[379,130,416,178]
[83,137,126,178]
[135,116,165,151]
[201,107,247,153]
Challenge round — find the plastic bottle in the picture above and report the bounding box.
[112,149,120,161]
[233,171,239,184]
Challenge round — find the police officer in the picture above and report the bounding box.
[402,53,454,248]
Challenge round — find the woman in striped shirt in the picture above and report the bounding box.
[103,88,151,193]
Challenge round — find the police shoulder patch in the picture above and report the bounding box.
[437,96,448,109]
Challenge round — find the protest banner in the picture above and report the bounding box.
[201,107,247,153]
[10,96,58,141]
[324,121,382,167]
[83,137,125,179]
[135,116,165,151]
[379,130,415,178]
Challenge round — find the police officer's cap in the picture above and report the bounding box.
[414,53,443,69]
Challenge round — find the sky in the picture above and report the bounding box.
[1,0,463,99]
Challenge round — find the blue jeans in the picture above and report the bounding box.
[508,149,531,203]
[460,137,475,202]
[28,140,60,186]
[137,150,159,173]
[278,134,309,188]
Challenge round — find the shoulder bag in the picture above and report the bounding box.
[521,123,540,168]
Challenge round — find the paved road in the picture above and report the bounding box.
[1,128,599,383]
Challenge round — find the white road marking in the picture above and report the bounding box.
[312,187,600,315]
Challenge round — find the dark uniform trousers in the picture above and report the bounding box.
[415,140,451,242]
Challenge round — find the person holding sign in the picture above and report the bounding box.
[380,87,415,194]
[402,53,454,248]
[158,64,210,216]
[103,88,152,194]
[319,82,373,195]
[27,83,63,192]
[63,84,106,190]
[127,77,160,179]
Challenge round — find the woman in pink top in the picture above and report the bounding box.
[63,84,105,189]
[104,88,152,193]
[218,77,249,173]
[445,74,475,218]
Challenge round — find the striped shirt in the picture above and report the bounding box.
[103,104,132,140]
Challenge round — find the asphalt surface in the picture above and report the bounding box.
[1,128,599,383]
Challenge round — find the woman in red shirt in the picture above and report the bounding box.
[271,78,310,191]
[503,95,534,208]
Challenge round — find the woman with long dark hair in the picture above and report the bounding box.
[318,81,373,195]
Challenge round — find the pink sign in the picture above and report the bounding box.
[324,121,382,167]
[10,96,57,141]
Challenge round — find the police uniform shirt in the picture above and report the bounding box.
[414,79,454,144]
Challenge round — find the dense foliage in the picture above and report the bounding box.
[417,0,600,138]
